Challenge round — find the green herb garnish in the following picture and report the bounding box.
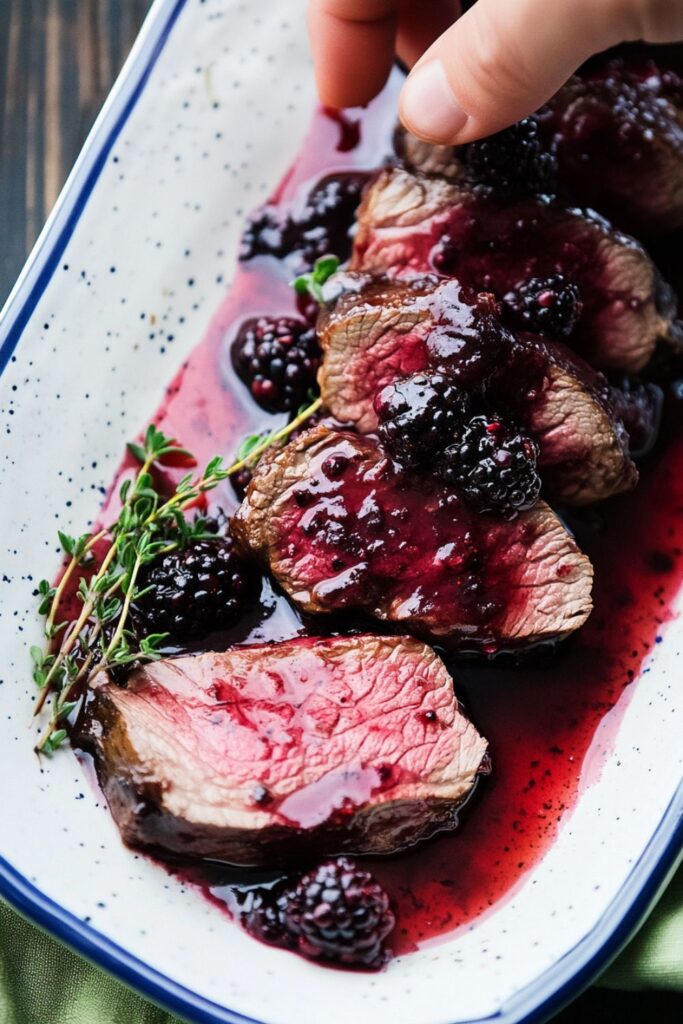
[33,397,322,754]
[292,254,340,303]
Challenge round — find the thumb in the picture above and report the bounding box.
[399,0,669,145]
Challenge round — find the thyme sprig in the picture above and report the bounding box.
[33,396,322,754]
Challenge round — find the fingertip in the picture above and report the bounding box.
[308,4,397,109]
[314,57,394,110]
[399,60,469,144]
[395,0,460,68]
[400,0,630,145]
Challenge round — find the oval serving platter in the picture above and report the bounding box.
[0,2,681,1024]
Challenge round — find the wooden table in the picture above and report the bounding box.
[0,3,681,1022]
[0,0,150,303]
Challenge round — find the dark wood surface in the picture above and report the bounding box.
[0,3,681,1021]
[0,0,151,303]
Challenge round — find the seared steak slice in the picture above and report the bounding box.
[77,635,488,865]
[318,274,637,505]
[394,123,466,181]
[541,55,683,238]
[351,167,677,373]
[233,427,593,649]
[396,53,683,238]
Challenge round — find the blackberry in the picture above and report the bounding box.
[231,315,321,412]
[132,536,252,641]
[239,206,285,262]
[240,886,293,949]
[463,117,556,195]
[439,415,541,517]
[374,373,471,467]
[240,172,369,267]
[240,859,394,969]
[296,173,369,265]
[504,274,583,339]
[282,857,394,969]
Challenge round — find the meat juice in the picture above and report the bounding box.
[83,71,683,956]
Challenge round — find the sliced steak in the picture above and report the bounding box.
[351,167,677,373]
[318,274,637,505]
[541,55,683,238]
[394,123,466,181]
[396,52,683,238]
[233,427,593,650]
[77,635,488,865]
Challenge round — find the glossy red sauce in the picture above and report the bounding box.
[80,70,682,957]
[372,434,683,950]
[246,428,579,649]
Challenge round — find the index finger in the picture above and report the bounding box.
[307,1,400,109]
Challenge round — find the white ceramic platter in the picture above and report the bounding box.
[0,2,681,1023]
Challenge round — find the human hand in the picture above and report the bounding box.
[307,0,683,143]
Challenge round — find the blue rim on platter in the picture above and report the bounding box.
[0,1,681,1021]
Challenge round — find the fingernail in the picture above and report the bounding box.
[400,60,468,143]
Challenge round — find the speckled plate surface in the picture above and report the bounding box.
[0,2,681,1023]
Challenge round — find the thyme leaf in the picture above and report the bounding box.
[42,729,68,755]
[32,395,322,754]
[292,254,340,304]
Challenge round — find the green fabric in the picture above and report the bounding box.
[1,868,682,1022]
[599,866,683,992]
[0,902,184,1024]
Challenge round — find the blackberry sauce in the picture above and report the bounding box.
[71,70,683,960]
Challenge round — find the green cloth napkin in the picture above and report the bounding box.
[599,865,683,992]
[1,868,682,1023]
[0,900,183,1024]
